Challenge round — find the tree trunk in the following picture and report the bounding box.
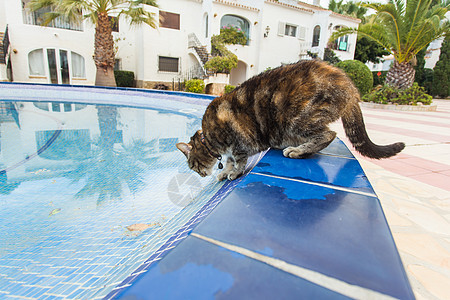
[385,60,415,90]
[94,12,116,87]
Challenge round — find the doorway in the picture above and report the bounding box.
[46,49,70,84]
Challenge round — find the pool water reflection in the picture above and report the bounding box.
[0,98,224,299]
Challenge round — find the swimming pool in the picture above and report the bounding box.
[0,83,414,300]
[0,83,263,299]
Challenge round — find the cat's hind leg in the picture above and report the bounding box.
[283,130,336,159]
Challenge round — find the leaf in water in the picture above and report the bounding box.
[126,222,160,231]
[49,208,61,216]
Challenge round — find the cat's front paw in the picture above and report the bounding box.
[227,171,243,181]
[217,171,230,181]
[217,170,242,181]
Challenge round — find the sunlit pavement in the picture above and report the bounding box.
[331,99,450,300]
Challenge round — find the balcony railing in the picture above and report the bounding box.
[23,7,83,31]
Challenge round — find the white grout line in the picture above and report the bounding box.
[251,172,377,198]
[191,233,398,300]
[317,152,356,160]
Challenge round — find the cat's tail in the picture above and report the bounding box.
[341,102,405,159]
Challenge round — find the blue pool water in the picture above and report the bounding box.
[0,83,234,299]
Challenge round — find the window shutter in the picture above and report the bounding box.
[297,26,306,40]
[278,22,285,36]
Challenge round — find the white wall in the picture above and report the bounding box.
[258,1,315,72]
[1,0,360,86]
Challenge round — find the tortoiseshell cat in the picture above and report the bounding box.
[177,60,405,181]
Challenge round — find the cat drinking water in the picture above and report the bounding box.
[177,60,405,181]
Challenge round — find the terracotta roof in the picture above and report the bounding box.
[265,0,314,13]
[330,12,361,23]
[295,0,328,11]
[213,0,260,11]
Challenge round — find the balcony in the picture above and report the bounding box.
[22,5,83,31]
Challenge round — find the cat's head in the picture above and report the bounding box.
[176,130,217,177]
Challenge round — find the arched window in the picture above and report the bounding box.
[71,52,85,78]
[28,49,45,76]
[204,13,209,38]
[220,15,250,45]
[28,48,86,83]
[312,25,320,47]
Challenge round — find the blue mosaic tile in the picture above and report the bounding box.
[252,147,375,194]
[115,236,350,299]
[0,84,227,299]
[193,174,414,300]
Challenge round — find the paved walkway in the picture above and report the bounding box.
[331,99,450,300]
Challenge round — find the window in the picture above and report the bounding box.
[64,103,72,112]
[332,26,349,51]
[71,52,86,78]
[35,129,91,160]
[34,102,87,111]
[28,49,45,76]
[109,16,119,32]
[278,22,306,40]
[28,48,86,82]
[22,0,83,31]
[285,24,297,37]
[159,56,179,73]
[220,15,250,44]
[33,102,49,111]
[204,14,209,38]
[312,25,320,47]
[160,11,180,30]
[114,59,121,71]
[52,103,61,112]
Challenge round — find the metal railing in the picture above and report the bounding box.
[188,33,203,48]
[0,25,9,64]
[23,7,83,31]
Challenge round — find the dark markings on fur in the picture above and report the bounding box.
[181,60,405,179]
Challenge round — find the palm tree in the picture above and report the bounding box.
[329,0,368,20]
[27,0,158,87]
[331,0,449,89]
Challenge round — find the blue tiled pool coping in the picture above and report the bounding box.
[114,140,415,299]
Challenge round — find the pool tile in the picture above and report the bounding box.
[192,174,414,299]
[251,148,374,194]
[318,138,354,158]
[115,236,350,299]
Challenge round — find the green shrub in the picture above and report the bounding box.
[206,26,241,74]
[204,55,238,74]
[323,48,341,65]
[219,25,247,45]
[421,68,434,95]
[114,70,135,87]
[372,70,388,87]
[185,79,205,93]
[336,60,373,96]
[225,85,236,94]
[362,83,433,105]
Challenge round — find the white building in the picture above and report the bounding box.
[0,0,360,89]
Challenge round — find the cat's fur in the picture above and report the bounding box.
[177,60,405,181]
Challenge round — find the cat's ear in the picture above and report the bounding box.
[176,142,192,157]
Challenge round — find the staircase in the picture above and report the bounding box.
[0,26,10,65]
[0,32,5,64]
[187,33,212,78]
[193,45,211,65]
